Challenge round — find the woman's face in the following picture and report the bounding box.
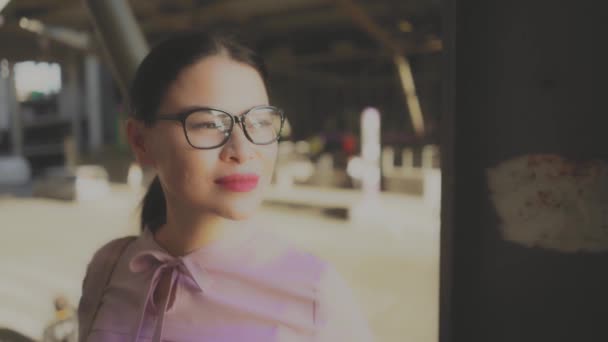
[133,55,277,220]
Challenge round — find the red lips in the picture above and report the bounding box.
[214,173,260,192]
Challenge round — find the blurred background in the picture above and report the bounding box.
[0,0,442,341]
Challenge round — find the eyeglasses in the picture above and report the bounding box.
[156,105,285,149]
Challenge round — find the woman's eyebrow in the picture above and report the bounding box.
[170,103,271,116]
[163,105,218,116]
[178,104,214,112]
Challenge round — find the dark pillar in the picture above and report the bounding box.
[7,62,21,156]
[440,1,607,341]
[83,0,148,99]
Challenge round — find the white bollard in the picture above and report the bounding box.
[382,146,395,175]
[422,144,440,169]
[401,148,415,171]
[423,168,442,216]
[360,107,381,194]
[127,162,144,191]
[316,153,334,187]
[349,107,383,227]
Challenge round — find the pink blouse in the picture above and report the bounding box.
[83,227,374,341]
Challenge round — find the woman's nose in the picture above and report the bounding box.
[219,124,256,163]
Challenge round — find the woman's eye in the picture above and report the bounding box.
[191,122,221,129]
[249,119,272,129]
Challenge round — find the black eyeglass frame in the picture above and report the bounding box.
[156,105,285,150]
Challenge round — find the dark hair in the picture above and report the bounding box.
[130,30,269,233]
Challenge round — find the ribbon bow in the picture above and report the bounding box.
[128,250,210,342]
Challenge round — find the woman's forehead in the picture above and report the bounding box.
[163,55,268,113]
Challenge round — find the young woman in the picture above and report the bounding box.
[77,31,374,342]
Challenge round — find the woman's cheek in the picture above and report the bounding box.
[262,147,278,180]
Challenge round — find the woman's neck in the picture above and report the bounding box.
[153,206,245,257]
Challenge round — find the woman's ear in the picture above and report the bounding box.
[126,119,155,166]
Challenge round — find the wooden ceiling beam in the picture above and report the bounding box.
[332,0,403,55]
[332,0,426,136]
[139,0,330,31]
[32,6,88,27]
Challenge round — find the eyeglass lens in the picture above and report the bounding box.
[184,107,282,148]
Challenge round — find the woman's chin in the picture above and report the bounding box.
[221,208,258,221]
[227,212,255,221]
[215,200,262,221]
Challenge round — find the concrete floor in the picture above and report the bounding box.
[0,185,439,342]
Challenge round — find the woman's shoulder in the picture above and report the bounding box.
[249,233,359,304]
[82,235,140,290]
[78,236,139,338]
[229,229,331,291]
[87,236,138,268]
[252,230,327,269]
